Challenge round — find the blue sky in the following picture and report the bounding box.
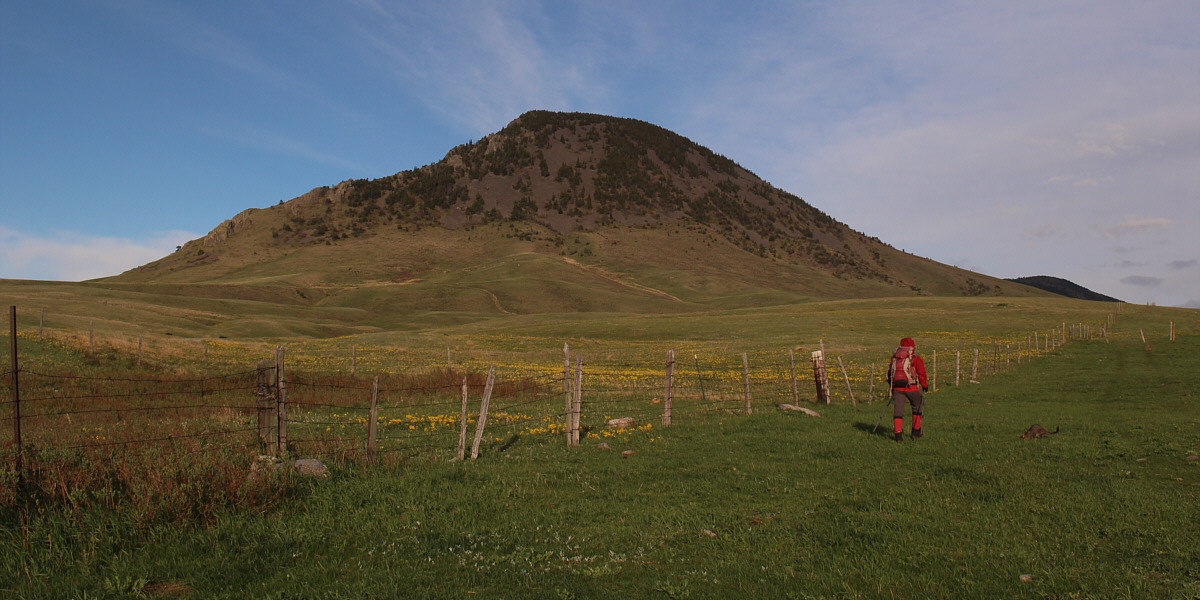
[2,1,1197,307]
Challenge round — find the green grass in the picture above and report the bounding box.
[3,320,1197,598]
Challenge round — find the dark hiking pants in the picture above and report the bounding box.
[892,388,924,418]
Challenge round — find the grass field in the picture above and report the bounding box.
[2,301,1198,598]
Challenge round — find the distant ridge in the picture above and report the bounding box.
[1007,276,1121,303]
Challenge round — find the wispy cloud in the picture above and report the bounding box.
[107,0,291,88]
[0,227,195,282]
[201,123,368,172]
[1120,275,1162,287]
[1102,217,1175,238]
[340,0,603,134]
[1168,259,1197,270]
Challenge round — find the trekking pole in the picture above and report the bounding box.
[872,394,894,433]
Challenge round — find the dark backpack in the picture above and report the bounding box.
[889,346,917,387]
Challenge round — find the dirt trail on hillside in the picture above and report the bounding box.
[558,256,683,302]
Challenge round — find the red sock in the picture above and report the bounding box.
[913,415,922,431]
[894,418,903,434]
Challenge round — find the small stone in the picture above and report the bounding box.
[1186,455,1199,461]
[701,529,716,538]
[1136,458,1148,463]
[777,404,821,417]
[1019,574,1035,583]
[292,458,329,478]
[607,417,636,429]
[621,450,634,458]
[596,442,612,450]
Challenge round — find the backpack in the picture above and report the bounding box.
[889,346,917,387]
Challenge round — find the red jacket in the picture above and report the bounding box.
[887,343,929,392]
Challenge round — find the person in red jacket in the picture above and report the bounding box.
[887,337,928,442]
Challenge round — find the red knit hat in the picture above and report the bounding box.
[901,337,915,347]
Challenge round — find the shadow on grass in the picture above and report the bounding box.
[852,421,897,440]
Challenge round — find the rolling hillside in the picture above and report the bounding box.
[73,111,1049,336]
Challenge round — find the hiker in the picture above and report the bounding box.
[887,337,928,442]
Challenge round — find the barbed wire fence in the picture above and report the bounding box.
[3,304,1133,502]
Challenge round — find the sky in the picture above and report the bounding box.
[2,1,1197,308]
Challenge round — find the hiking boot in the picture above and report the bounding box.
[894,432,903,442]
[912,428,923,439]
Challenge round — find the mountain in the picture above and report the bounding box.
[103,111,1050,329]
[1006,276,1121,303]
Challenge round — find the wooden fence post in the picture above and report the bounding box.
[971,349,979,380]
[457,378,469,461]
[571,357,583,447]
[789,349,799,405]
[275,345,287,459]
[931,351,937,393]
[955,351,961,387]
[811,350,830,404]
[663,350,674,426]
[470,367,496,459]
[868,363,876,405]
[367,376,379,464]
[837,356,855,407]
[255,359,277,454]
[202,340,209,397]
[563,343,572,447]
[742,352,752,415]
[9,307,22,472]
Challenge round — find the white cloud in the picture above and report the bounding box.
[0,227,195,281]
[1102,217,1175,238]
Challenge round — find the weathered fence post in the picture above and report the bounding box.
[367,376,379,465]
[255,359,277,454]
[470,367,496,459]
[569,357,583,447]
[837,356,855,407]
[457,377,469,461]
[789,349,799,405]
[811,350,830,404]
[931,350,937,393]
[202,340,209,397]
[955,351,961,387]
[275,345,287,459]
[868,363,876,405]
[742,352,752,415]
[563,343,572,447]
[971,349,979,381]
[9,307,22,473]
[663,350,674,426]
